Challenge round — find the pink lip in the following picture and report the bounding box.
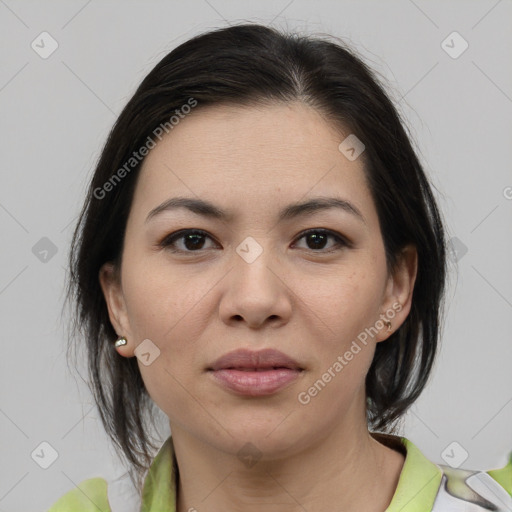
[207,348,304,397]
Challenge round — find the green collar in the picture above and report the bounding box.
[372,432,443,511]
[140,436,177,512]
[139,433,443,512]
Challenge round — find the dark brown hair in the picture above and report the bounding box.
[64,22,448,491]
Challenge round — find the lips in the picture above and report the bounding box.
[207,348,304,396]
[208,348,303,372]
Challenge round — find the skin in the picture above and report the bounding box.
[99,101,418,512]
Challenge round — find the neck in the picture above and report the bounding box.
[171,417,404,512]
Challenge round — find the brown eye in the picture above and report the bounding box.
[293,229,350,252]
[160,229,218,253]
[159,228,350,255]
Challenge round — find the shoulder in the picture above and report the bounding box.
[46,477,111,512]
[387,434,512,511]
[46,436,175,512]
[487,453,512,496]
[432,454,512,511]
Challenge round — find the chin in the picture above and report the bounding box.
[207,413,312,461]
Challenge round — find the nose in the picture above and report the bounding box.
[218,244,292,329]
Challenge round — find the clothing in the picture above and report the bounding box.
[47,433,512,512]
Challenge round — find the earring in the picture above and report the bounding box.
[384,320,392,332]
[114,336,127,348]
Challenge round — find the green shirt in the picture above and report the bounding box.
[47,434,512,511]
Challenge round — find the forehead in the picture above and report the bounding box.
[132,101,375,223]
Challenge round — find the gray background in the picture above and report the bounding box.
[1,1,511,510]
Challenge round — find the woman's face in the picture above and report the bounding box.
[100,101,416,459]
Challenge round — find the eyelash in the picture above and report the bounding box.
[159,228,351,254]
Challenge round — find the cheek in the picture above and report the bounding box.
[121,247,210,342]
[120,256,218,419]
[300,264,383,348]
[295,269,380,414]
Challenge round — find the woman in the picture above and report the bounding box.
[49,23,511,512]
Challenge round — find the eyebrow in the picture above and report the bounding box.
[145,196,366,225]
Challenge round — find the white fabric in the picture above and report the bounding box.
[431,471,512,511]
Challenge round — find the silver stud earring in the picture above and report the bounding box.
[114,336,128,348]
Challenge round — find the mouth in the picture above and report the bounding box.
[207,348,304,396]
[219,366,300,371]
[207,348,303,372]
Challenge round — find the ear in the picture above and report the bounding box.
[98,261,136,357]
[375,244,418,342]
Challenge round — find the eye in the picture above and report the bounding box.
[292,229,350,252]
[159,228,351,254]
[159,229,218,253]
